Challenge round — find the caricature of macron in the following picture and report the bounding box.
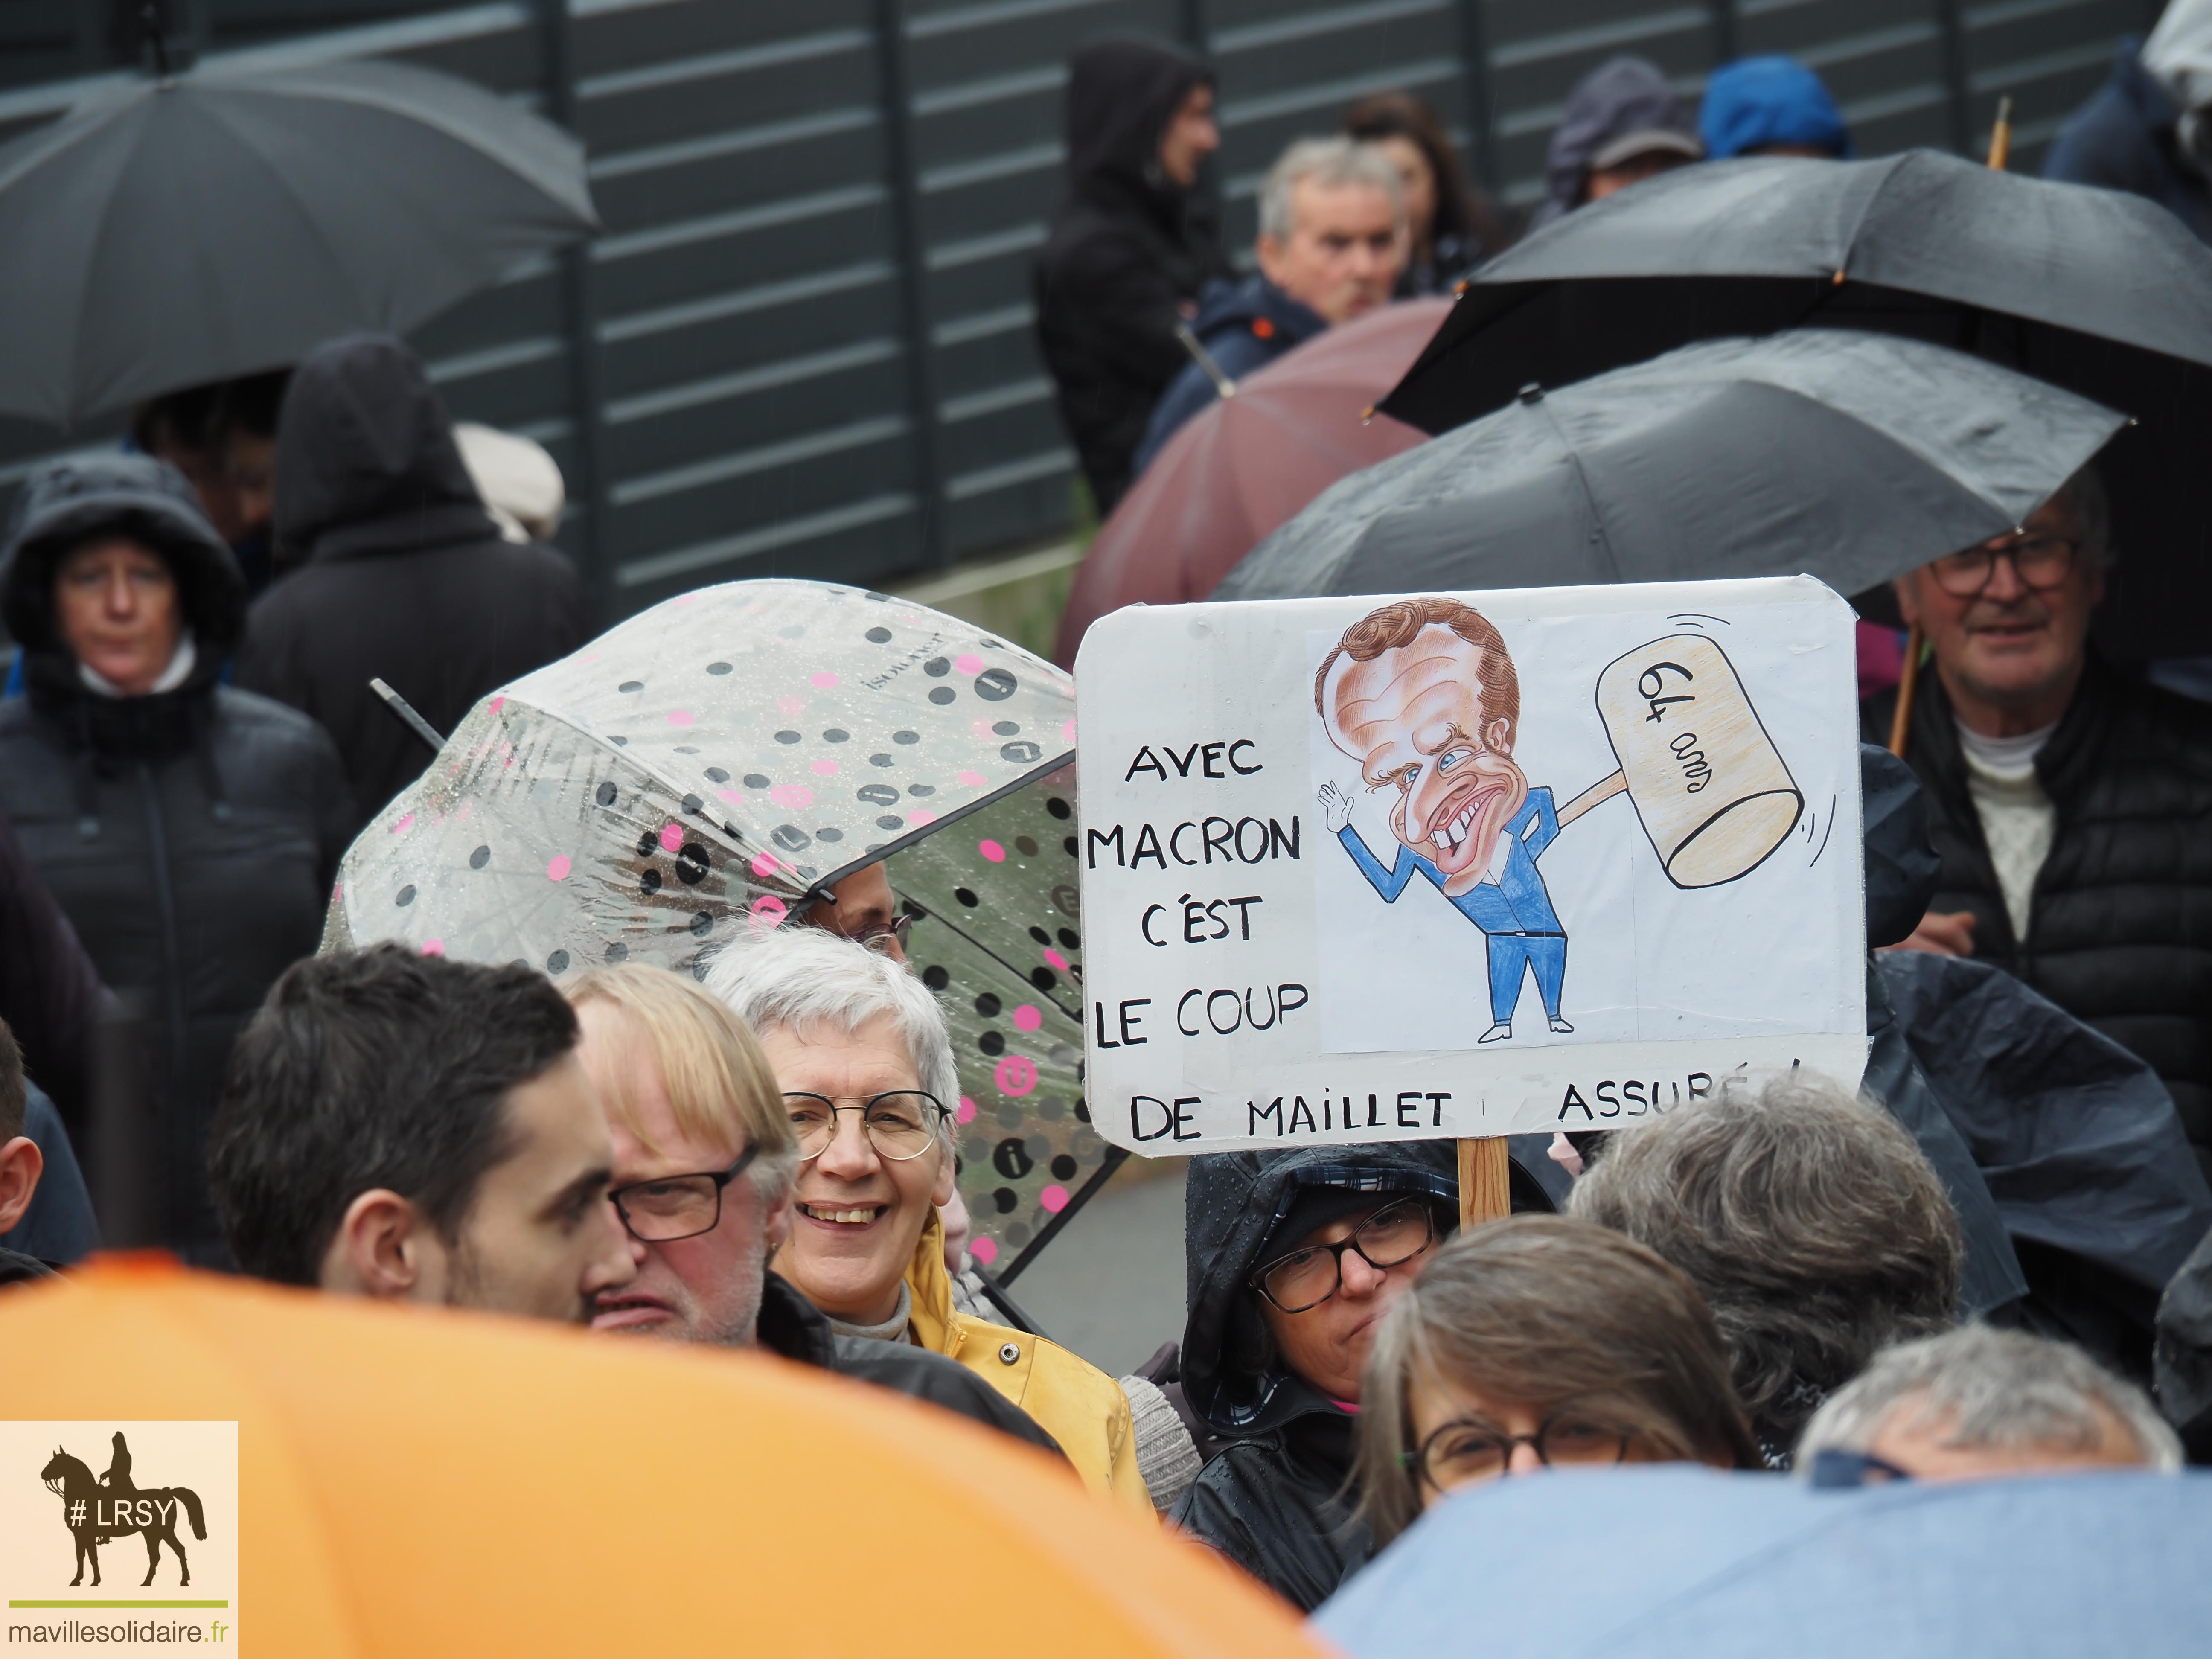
[1316,597,1570,1045]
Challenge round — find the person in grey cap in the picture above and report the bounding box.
[1531,55,1704,228]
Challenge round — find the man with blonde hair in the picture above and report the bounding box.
[568,962,1064,1449]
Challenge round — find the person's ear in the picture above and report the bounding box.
[1255,232,1289,288]
[320,1188,443,1301]
[930,1143,958,1208]
[763,1183,793,1252]
[0,1136,45,1235]
[2084,558,2107,612]
[1487,716,1514,756]
[1894,572,1923,629]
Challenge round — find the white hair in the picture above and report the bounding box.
[1259,136,1405,242]
[1796,1324,2183,1473]
[701,925,959,1154]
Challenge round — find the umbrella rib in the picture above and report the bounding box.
[1530,397,1626,584]
[192,93,386,321]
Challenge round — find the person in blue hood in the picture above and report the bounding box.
[2044,0,2212,243]
[1700,56,1853,160]
[1132,136,1405,476]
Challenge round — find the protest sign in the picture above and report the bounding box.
[1074,577,1867,1155]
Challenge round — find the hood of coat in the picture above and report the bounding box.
[1191,272,1331,352]
[1698,55,1852,160]
[1065,38,1211,225]
[1538,56,1702,223]
[272,332,496,568]
[1181,1141,1482,1438]
[0,452,245,663]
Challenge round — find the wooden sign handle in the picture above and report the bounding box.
[1458,1136,1513,1227]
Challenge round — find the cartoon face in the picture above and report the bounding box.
[1324,624,1529,888]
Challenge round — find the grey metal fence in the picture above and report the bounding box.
[0,0,2163,623]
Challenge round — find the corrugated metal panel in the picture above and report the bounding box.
[0,0,2168,622]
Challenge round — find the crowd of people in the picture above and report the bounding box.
[5,7,2212,1633]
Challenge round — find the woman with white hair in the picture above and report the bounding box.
[705,926,1150,1513]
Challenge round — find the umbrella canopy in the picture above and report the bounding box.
[1377,150,2212,658]
[0,1257,1317,1656]
[1052,299,1444,664]
[1214,330,2123,602]
[327,579,1095,1271]
[0,58,597,424]
[1313,1464,2212,1658]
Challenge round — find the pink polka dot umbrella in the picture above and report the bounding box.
[326,577,1100,1268]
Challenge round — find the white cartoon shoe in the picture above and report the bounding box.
[1478,1022,1512,1043]
[1548,1017,1575,1034]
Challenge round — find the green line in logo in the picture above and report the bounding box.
[7,1600,230,1609]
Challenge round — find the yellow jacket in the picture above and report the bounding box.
[905,1214,1153,1518]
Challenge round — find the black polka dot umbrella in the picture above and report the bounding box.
[326,578,1100,1270]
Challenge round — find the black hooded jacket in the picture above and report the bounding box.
[236,334,590,819]
[1864,660,2212,1185]
[1033,40,1233,515]
[754,1272,1068,1458]
[0,455,352,1263]
[1169,1141,1550,1611]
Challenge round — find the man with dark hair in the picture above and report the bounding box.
[0,1017,52,1286]
[209,946,634,1321]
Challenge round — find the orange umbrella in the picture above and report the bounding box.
[1054,298,1447,665]
[0,1258,1326,1656]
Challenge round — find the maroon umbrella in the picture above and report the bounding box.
[1054,297,1447,664]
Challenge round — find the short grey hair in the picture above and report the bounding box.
[1797,1324,2182,1473]
[701,925,958,1155]
[2052,460,2113,570]
[1258,136,1405,242]
[1567,1070,1963,1445]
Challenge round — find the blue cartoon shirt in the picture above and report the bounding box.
[1336,788,1563,935]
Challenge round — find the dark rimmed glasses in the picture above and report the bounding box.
[1247,1196,1436,1314]
[607,1142,761,1243]
[1927,534,2080,597]
[1403,1408,1636,1491]
[785,1091,949,1162]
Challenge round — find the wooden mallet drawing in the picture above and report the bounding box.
[1463,633,1803,1224]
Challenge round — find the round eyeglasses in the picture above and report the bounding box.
[1927,534,2080,597]
[784,1091,948,1162]
[607,1142,761,1243]
[1403,1409,1635,1491]
[1247,1196,1436,1314]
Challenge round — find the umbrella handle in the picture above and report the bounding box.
[1888,624,1924,758]
[1987,96,2013,171]
[370,678,448,755]
[1173,323,1239,400]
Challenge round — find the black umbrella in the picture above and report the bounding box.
[0,56,598,425]
[1377,150,2212,658]
[1215,330,2123,601]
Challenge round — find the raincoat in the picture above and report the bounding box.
[1133,274,1330,476]
[2045,3,2212,244]
[904,1210,1152,1516]
[1170,1141,1550,1610]
[754,1272,1069,1457]
[237,333,589,819]
[1865,660,2212,1187]
[1034,39,1233,515]
[0,455,353,1263]
[0,798,104,1128]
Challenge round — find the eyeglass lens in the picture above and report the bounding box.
[1929,536,2076,596]
[615,1176,724,1243]
[786,1092,941,1161]
[1420,1416,1629,1489]
[1260,1199,1432,1312]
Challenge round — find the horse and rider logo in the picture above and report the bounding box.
[37,1432,208,1588]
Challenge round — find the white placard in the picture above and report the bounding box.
[1074,578,1867,1154]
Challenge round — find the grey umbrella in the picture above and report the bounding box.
[1214,330,2123,601]
[0,56,597,424]
[1377,149,2212,657]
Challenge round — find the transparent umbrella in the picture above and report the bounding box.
[326,579,1102,1272]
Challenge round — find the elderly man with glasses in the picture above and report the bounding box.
[566,962,1063,1455]
[1870,464,2212,1184]
[704,927,1152,1514]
